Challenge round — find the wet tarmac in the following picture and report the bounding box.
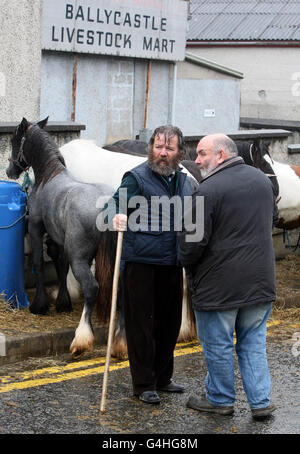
[0,334,299,437]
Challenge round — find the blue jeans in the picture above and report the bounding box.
[195,302,272,409]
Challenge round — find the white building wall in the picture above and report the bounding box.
[175,60,241,135]
[188,47,300,121]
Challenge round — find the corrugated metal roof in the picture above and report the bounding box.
[188,0,300,41]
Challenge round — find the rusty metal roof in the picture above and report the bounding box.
[188,0,300,41]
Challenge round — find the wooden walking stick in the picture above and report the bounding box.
[100,231,124,413]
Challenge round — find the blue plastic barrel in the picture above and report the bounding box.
[0,180,29,308]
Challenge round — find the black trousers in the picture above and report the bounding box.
[122,262,183,395]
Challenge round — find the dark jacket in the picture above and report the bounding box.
[122,162,193,265]
[178,158,278,311]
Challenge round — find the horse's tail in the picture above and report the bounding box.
[95,230,117,323]
[177,269,197,342]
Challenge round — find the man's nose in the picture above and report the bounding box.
[160,148,167,156]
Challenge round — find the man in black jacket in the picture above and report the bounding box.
[178,133,278,420]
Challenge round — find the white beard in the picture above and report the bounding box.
[200,161,217,178]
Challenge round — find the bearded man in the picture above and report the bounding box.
[112,125,193,404]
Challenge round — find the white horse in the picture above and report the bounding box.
[264,154,300,229]
[58,139,198,356]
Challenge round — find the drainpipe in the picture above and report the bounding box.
[139,60,153,142]
[171,62,177,125]
[71,54,78,122]
[144,60,151,128]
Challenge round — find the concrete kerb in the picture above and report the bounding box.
[0,325,108,366]
[0,294,299,366]
[1,296,300,366]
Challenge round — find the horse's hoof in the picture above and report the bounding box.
[70,339,94,360]
[70,345,92,360]
[111,339,128,360]
[56,304,73,313]
[55,290,72,313]
[29,304,49,315]
[70,349,85,360]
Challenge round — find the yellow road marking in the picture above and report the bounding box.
[0,343,202,394]
[0,319,291,394]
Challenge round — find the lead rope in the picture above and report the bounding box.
[282,229,300,253]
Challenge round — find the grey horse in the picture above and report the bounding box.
[6,117,117,358]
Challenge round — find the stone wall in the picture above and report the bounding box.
[0,0,42,122]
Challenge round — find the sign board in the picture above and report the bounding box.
[42,0,188,61]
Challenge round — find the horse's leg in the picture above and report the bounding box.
[111,271,128,359]
[69,259,99,358]
[28,221,50,315]
[55,253,72,313]
[45,238,72,313]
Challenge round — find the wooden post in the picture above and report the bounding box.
[144,60,151,129]
[100,231,124,413]
[71,54,78,122]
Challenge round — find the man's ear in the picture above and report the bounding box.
[37,116,49,129]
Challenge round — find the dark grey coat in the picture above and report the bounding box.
[178,158,278,312]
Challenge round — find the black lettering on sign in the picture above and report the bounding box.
[97,31,104,45]
[75,6,84,21]
[143,15,150,28]
[115,33,122,48]
[153,38,160,51]
[87,30,94,45]
[161,39,167,52]
[97,10,104,24]
[77,29,84,44]
[52,26,59,42]
[124,12,131,27]
[114,11,121,25]
[66,4,73,19]
[143,36,152,50]
[106,32,113,47]
[134,14,141,28]
[67,27,75,43]
[104,10,112,24]
[124,34,132,48]
[151,17,158,31]
[142,37,176,53]
[87,7,94,22]
[161,18,167,31]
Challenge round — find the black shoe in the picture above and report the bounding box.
[139,391,161,404]
[157,381,185,393]
[187,395,234,415]
[252,403,276,420]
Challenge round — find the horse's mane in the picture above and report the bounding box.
[28,125,66,187]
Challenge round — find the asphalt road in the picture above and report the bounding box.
[0,327,299,440]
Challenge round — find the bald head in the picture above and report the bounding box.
[195,134,238,178]
[201,134,238,157]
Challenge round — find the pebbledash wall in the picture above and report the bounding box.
[0,1,41,122]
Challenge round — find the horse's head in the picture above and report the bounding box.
[251,139,279,198]
[236,139,279,198]
[6,116,49,179]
